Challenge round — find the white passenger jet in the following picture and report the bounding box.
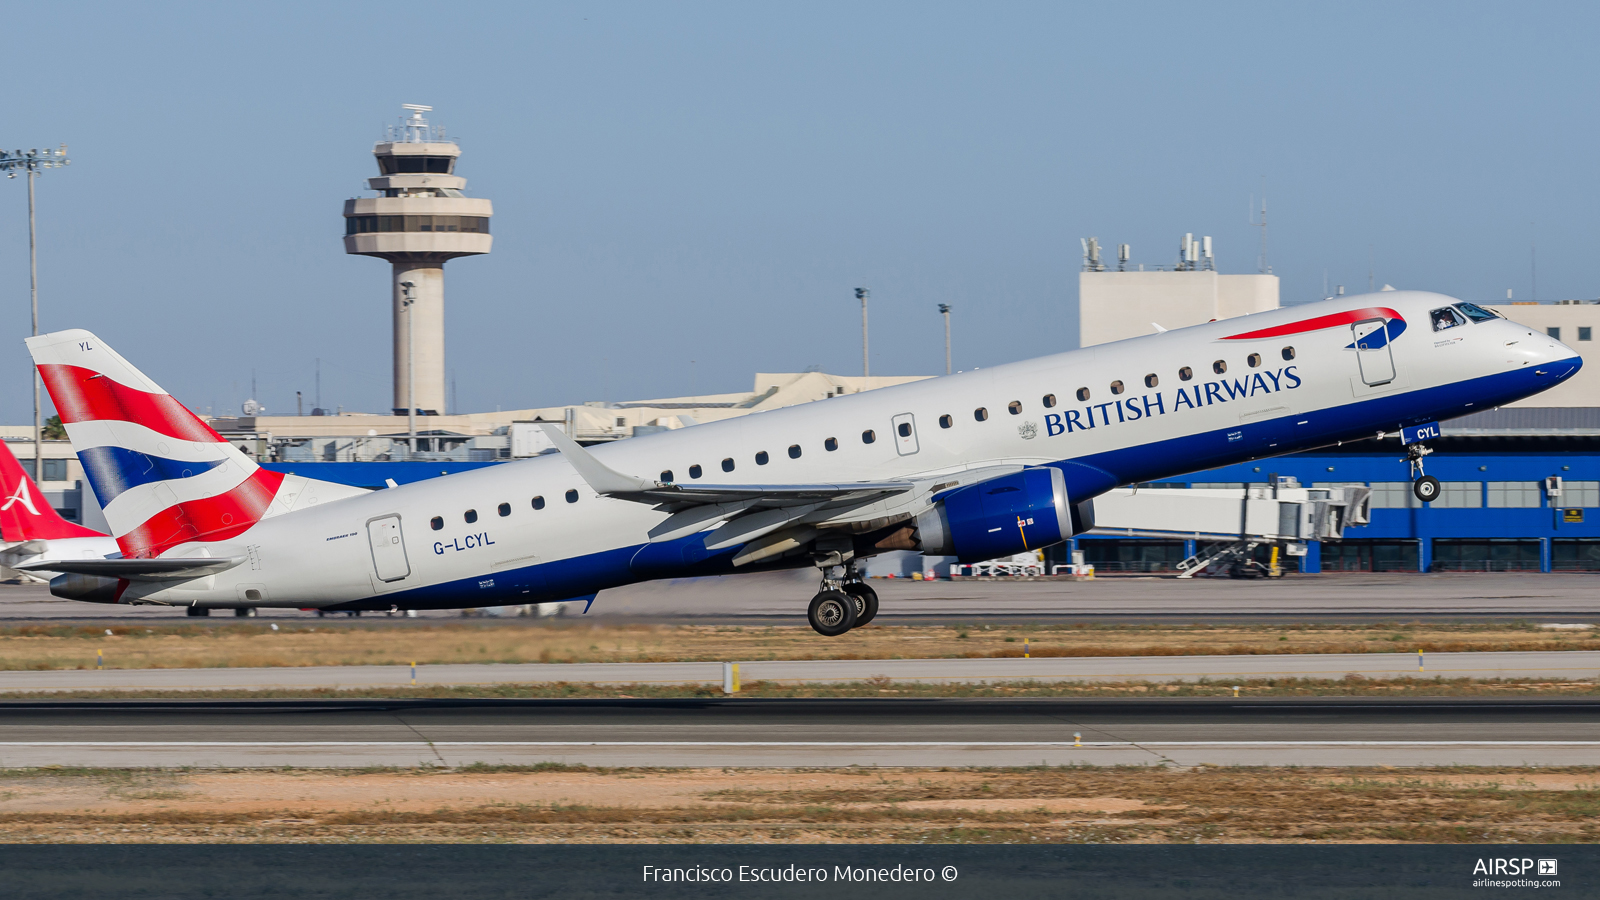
[0,439,119,577]
[22,291,1580,634]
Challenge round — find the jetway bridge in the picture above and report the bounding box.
[1086,480,1370,577]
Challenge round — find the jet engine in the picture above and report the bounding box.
[915,466,1095,563]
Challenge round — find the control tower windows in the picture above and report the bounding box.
[345,216,490,235]
[377,155,455,175]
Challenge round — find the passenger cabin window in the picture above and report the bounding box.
[721,458,735,472]
[897,422,912,437]
[1212,360,1227,374]
[1144,374,1158,388]
[565,489,579,503]
[1007,401,1022,415]
[689,464,703,479]
[660,470,674,482]
[1179,367,1193,381]
[497,503,511,517]
[825,437,838,451]
[532,496,545,510]
[1247,353,1262,367]
[788,445,801,458]
[939,414,953,428]
[862,429,876,444]
[1076,387,1090,401]
[430,516,444,531]
[974,408,989,422]
[1456,302,1499,323]
[755,451,769,465]
[464,509,478,524]
[1281,347,1295,361]
[1042,394,1057,408]
[1431,307,1467,332]
[1109,380,1124,395]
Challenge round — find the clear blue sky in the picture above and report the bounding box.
[1,1,1595,421]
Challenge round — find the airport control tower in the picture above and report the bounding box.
[343,105,492,415]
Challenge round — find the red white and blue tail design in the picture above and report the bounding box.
[26,330,364,559]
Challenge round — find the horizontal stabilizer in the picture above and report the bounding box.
[17,556,245,581]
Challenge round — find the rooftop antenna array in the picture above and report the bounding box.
[1117,243,1130,271]
[1080,237,1105,272]
[1176,233,1212,271]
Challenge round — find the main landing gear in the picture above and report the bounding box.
[807,561,878,636]
[1405,441,1440,503]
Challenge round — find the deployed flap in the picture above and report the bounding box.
[17,556,245,581]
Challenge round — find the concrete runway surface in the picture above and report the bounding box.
[3,650,1599,694]
[1,697,1596,768]
[1,571,1597,624]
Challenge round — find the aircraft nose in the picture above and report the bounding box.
[1535,332,1583,381]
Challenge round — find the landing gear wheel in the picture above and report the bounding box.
[808,590,859,637]
[1413,475,1441,503]
[843,583,879,627]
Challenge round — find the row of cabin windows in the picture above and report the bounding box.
[642,346,1304,483]
[429,490,580,530]
[922,347,1297,427]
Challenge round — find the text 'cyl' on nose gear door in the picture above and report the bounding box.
[891,413,919,456]
[1351,318,1397,386]
[367,515,411,582]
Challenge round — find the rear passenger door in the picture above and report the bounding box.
[367,515,412,585]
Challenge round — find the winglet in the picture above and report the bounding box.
[539,425,657,494]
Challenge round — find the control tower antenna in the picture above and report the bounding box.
[343,105,493,435]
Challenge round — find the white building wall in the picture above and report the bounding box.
[1079,271,1279,347]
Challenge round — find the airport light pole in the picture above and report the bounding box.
[855,288,869,378]
[938,303,951,375]
[399,280,417,457]
[1,146,71,483]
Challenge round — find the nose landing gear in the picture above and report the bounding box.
[1405,441,1440,503]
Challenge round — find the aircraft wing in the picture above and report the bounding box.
[17,557,246,581]
[540,424,914,508]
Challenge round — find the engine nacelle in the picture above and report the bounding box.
[916,466,1095,563]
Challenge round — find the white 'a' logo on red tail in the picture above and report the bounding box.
[0,479,39,516]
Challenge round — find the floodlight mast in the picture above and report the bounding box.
[855,288,869,377]
[0,145,71,483]
[938,304,952,375]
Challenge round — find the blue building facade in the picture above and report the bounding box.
[1070,433,1600,574]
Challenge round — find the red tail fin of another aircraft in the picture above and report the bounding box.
[0,440,103,541]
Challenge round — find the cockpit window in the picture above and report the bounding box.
[1430,307,1467,332]
[1455,302,1499,323]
